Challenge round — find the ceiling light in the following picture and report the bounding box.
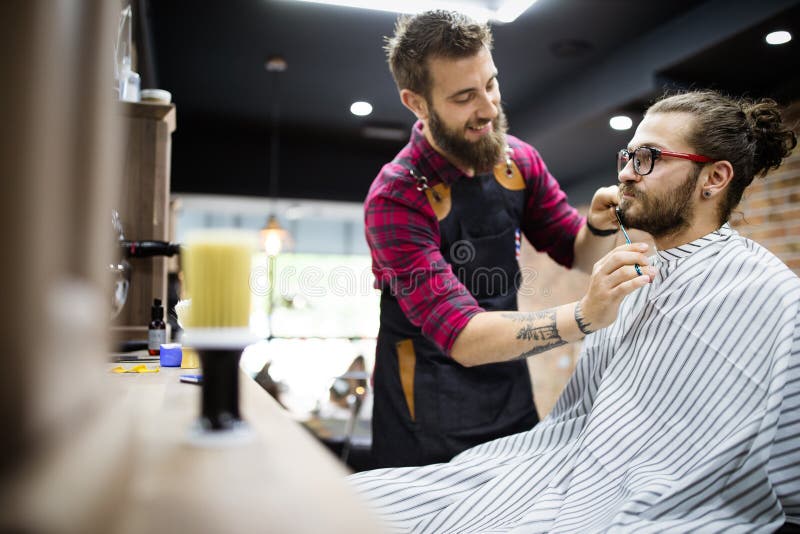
[765,30,792,45]
[609,115,632,131]
[260,215,289,257]
[350,101,373,116]
[265,55,288,72]
[286,0,539,24]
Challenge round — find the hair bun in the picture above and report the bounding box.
[743,98,797,176]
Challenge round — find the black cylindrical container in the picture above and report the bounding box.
[198,349,243,431]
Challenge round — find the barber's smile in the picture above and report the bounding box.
[467,121,492,136]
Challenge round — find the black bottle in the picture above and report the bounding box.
[148,298,167,355]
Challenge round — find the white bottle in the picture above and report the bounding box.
[118,57,140,102]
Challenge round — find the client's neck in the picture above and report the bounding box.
[653,214,721,251]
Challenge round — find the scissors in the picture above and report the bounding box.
[615,206,643,276]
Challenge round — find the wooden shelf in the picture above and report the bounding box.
[112,102,177,337]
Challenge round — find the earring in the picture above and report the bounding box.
[703,190,712,198]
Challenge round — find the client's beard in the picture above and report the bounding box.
[619,165,701,239]
[428,103,508,173]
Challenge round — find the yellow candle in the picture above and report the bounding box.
[183,231,254,328]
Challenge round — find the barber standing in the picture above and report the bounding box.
[366,10,652,468]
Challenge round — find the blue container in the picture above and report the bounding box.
[160,343,183,367]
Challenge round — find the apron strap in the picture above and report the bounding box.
[395,339,416,421]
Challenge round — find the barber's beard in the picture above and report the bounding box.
[428,103,508,173]
[619,165,701,239]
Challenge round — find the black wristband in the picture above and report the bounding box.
[585,219,618,237]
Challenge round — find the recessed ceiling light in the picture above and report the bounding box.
[765,30,792,45]
[265,55,288,72]
[287,0,539,24]
[609,115,632,131]
[350,101,373,117]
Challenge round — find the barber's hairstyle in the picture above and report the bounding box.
[647,90,797,224]
[384,10,493,99]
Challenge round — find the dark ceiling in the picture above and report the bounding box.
[141,0,800,205]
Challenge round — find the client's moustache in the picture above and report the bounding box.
[620,185,641,199]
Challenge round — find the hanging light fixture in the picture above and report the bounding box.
[260,55,293,339]
[260,54,291,256]
[260,214,288,257]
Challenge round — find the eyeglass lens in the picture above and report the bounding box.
[618,147,654,175]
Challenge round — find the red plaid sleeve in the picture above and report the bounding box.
[365,169,483,354]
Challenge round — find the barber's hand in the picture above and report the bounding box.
[587,185,621,232]
[578,242,655,332]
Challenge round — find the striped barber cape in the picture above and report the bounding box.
[349,224,800,533]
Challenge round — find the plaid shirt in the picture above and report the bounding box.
[365,121,585,355]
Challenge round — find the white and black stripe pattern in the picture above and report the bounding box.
[350,224,800,533]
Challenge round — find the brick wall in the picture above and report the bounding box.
[521,100,799,418]
[731,154,800,273]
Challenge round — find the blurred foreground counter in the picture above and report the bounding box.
[110,366,384,534]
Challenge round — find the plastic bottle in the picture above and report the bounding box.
[148,298,167,355]
[114,6,140,102]
[118,57,140,102]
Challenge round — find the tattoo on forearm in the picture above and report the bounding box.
[574,301,595,336]
[514,339,568,359]
[502,311,567,360]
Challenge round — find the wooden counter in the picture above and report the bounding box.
[110,366,384,534]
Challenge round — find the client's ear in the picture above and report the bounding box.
[400,89,429,121]
[702,160,734,197]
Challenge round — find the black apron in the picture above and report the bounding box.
[371,161,539,468]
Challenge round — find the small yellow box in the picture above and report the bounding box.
[181,347,200,369]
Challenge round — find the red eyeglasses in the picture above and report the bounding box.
[618,146,715,175]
